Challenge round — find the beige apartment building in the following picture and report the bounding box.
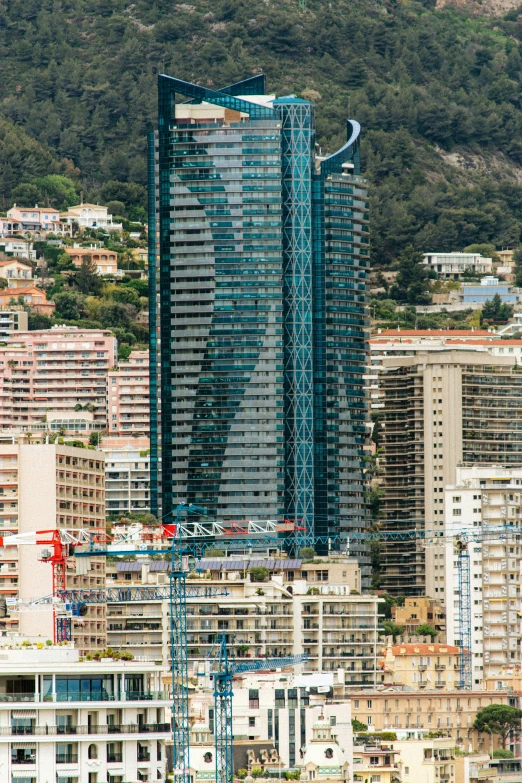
[107,349,149,435]
[0,327,116,428]
[350,689,516,753]
[379,642,461,689]
[106,556,382,689]
[380,350,522,596]
[0,442,106,653]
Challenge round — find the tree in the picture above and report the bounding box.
[351,718,367,733]
[481,293,513,326]
[53,291,85,321]
[389,245,432,306]
[249,566,270,583]
[380,620,405,639]
[378,593,405,620]
[473,704,522,748]
[74,255,101,296]
[417,623,437,639]
[300,547,316,559]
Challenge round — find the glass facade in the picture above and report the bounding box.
[150,75,369,575]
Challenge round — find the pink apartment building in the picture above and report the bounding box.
[107,350,149,435]
[0,327,116,428]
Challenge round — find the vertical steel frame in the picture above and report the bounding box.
[274,98,315,549]
[457,540,472,689]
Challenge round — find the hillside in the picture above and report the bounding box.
[4,0,522,266]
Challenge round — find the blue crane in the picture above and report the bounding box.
[208,634,308,783]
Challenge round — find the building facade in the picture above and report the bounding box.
[107,350,150,435]
[0,643,169,783]
[349,689,517,754]
[104,444,151,517]
[379,351,522,596]
[2,442,107,654]
[422,252,493,280]
[106,556,381,688]
[148,74,369,568]
[0,327,116,428]
[64,246,119,276]
[444,465,522,688]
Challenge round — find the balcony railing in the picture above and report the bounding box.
[138,749,151,761]
[107,752,123,762]
[4,723,170,736]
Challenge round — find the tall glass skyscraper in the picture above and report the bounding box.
[148,74,369,567]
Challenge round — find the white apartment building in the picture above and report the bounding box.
[104,444,150,516]
[189,673,353,771]
[0,442,106,654]
[422,252,493,280]
[0,641,169,783]
[444,465,522,687]
[106,557,381,690]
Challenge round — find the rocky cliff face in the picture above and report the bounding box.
[436,0,521,16]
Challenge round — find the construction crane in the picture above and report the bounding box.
[208,634,308,783]
[3,518,519,731]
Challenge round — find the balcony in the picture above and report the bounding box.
[435,664,446,670]
[138,748,151,761]
[107,752,123,762]
[435,680,446,687]
[2,723,170,736]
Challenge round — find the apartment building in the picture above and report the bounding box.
[0,442,106,654]
[104,444,150,517]
[0,641,169,783]
[368,329,501,411]
[106,557,381,688]
[379,642,461,690]
[380,350,522,596]
[0,327,116,428]
[350,689,516,754]
[444,465,522,687]
[107,350,149,436]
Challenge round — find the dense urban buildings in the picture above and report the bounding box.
[104,442,151,517]
[148,73,369,568]
[106,555,381,687]
[379,350,522,596]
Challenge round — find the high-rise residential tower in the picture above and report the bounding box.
[148,75,369,564]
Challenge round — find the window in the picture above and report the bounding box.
[11,747,36,764]
[275,689,285,708]
[353,700,359,709]
[367,700,372,709]
[370,756,379,766]
[249,717,256,727]
[367,716,372,725]
[453,496,461,503]
[249,689,259,709]
[453,509,462,516]
[88,744,98,760]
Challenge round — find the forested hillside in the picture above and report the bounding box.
[4,0,522,265]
